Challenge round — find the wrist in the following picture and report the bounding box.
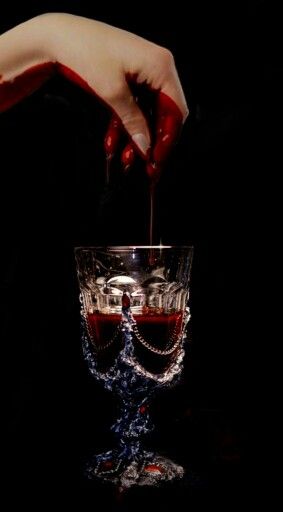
[0,14,61,112]
[0,14,57,81]
[28,13,60,63]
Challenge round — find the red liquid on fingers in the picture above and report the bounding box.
[0,62,55,112]
[1,64,183,250]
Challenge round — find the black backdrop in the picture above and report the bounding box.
[1,1,280,508]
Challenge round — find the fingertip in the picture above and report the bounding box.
[184,106,190,121]
[121,143,135,172]
[104,115,122,157]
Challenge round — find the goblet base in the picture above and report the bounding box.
[85,450,184,489]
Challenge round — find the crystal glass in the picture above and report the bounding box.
[75,246,193,489]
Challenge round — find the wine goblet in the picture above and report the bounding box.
[75,246,193,489]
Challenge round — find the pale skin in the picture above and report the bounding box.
[0,13,189,178]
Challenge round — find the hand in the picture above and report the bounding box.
[0,13,189,180]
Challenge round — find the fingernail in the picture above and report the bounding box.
[132,133,150,157]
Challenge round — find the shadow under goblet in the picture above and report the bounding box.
[75,246,193,489]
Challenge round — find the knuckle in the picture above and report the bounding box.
[103,82,126,105]
[155,47,175,68]
[121,111,146,131]
[183,106,190,120]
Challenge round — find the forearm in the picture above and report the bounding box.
[0,13,113,112]
[0,14,57,111]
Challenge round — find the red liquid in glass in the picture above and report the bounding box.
[87,311,183,373]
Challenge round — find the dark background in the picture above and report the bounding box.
[1,1,280,508]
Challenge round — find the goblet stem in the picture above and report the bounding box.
[112,400,152,461]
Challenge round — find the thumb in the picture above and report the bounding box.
[109,81,151,158]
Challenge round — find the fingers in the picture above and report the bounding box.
[121,143,135,173]
[104,82,150,181]
[104,118,135,174]
[108,80,151,158]
[104,119,135,181]
[147,92,185,183]
[153,92,183,162]
[159,53,189,122]
[104,92,185,183]
[146,52,189,182]
[104,77,188,184]
[104,115,122,159]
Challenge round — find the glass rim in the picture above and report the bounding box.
[75,245,194,251]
